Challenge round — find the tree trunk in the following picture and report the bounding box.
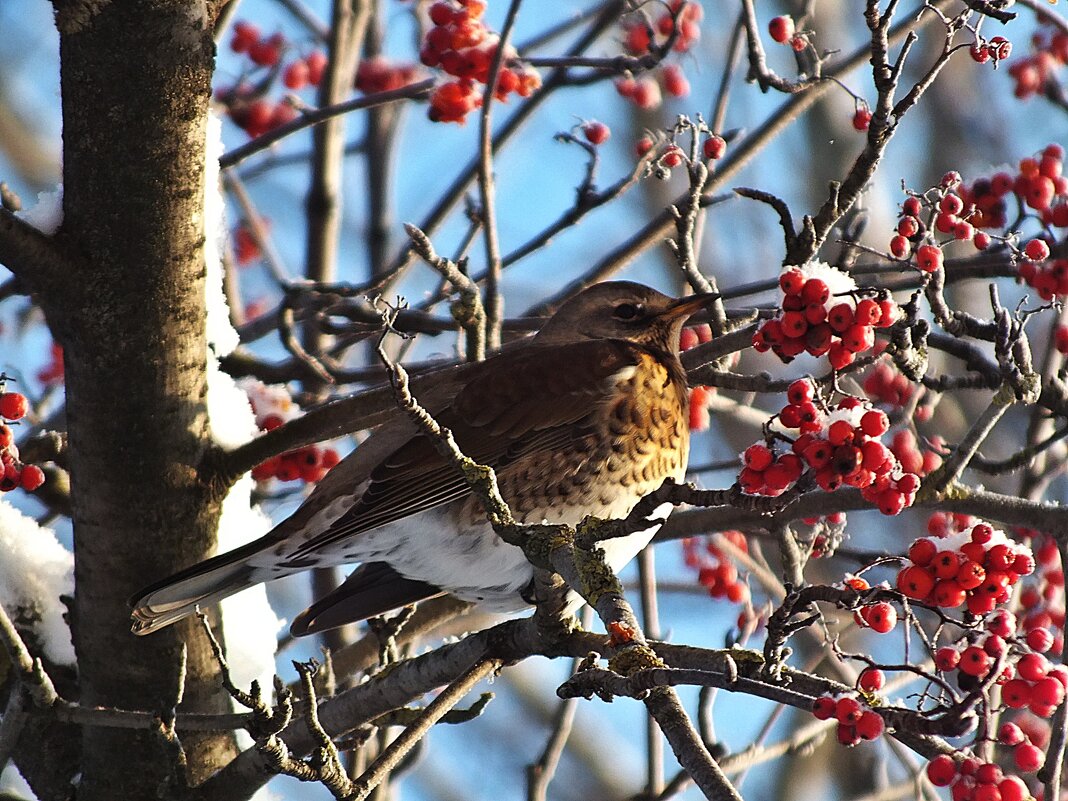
[27,2,236,797]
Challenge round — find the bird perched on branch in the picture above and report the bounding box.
[131,281,717,636]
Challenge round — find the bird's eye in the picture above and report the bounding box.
[612,302,643,321]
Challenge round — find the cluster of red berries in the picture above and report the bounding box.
[614,63,691,108]
[888,173,995,265]
[753,263,899,370]
[220,22,327,138]
[614,3,701,109]
[36,342,64,386]
[1007,22,1068,100]
[621,1,702,56]
[355,57,422,95]
[0,390,45,493]
[243,381,341,485]
[767,15,808,53]
[250,420,341,483]
[801,511,847,558]
[682,531,750,603]
[1001,651,1067,720]
[1016,533,1065,656]
[861,359,914,409]
[679,323,716,431]
[887,428,943,477]
[739,382,920,515]
[420,0,541,124]
[843,576,898,633]
[897,516,1035,615]
[635,134,726,166]
[925,754,1029,801]
[614,63,692,108]
[233,219,267,266]
[998,721,1050,776]
[969,35,1013,65]
[811,693,885,746]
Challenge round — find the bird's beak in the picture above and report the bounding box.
[661,292,721,320]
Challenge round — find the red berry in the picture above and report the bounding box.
[926,755,958,787]
[779,268,805,296]
[702,134,726,160]
[662,145,683,168]
[998,776,1027,801]
[1027,627,1054,653]
[661,64,690,97]
[852,106,872,132]
[1033,676,1065,707]
[935,647,960,671]
[582,120,610,146]
[305,51,328,85]
[859,409,889,437]
[0,392,28,421]
[1014,742,1044,773]
[908,538,938,566]
[897,565,935,600]
[855,710,884,740]
[1002,679,1032,708]
[958,645,991,677]
[768,15,794,44]
[916,244,943,273]
[864,602,897,634]
[1025,239,1051,261]
[801,278,829,305]
[19,464,44,491]
[1018,652,1050,683]
[812,695,837,720]
[835,696,863,725]
[858,668,884,693]
[283,59,310,90]
[999,722,1025,746]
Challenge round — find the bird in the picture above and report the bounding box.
[131,281,717,637]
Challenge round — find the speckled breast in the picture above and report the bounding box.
[481,351,690,527]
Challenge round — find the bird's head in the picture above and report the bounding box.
[533,281,719,353]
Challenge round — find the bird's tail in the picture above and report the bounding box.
[129,538,277,635]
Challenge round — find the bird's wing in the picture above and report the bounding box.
[286,339,641,559]
[289,562,444,636]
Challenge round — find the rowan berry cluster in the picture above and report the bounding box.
[682,531,750,604]
[242,380,341,485]
[811,693,885,746]
[861,359,914,409]
[219,21,328,138]
[0,388,45,493]
[752,262,899,370]
[969,35,1013,65]
[897,516,1036,615]
[1016,533,1065,655]
[925,754,1030,801]
[801,512,847,558]
[36,342,64,386]
[887,428,943,477]
[679,323,716,431]
[739,381,920,515]
[1007,21,1068,100]
[614,3,702,108]
[842,576,899,634]
[232,219,267,266]
[420,0,541,124]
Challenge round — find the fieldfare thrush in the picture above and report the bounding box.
[131,281,717,636]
